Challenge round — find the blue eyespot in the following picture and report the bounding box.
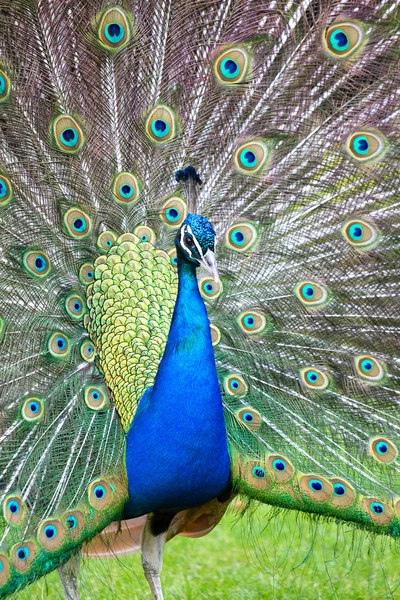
[296,281,327,306]
[348,223,363,240]
[0,75,5,95]
[7,500,19,514]
[371,502,384,514]
[54,116,84,153]
[242,411,254,422]
[200,277,222,300]
[105,22,125,43]
[306,371,318,383]
[243,315,255,328]
[352,135,369,156]
[273,459,286,472]
[239,149,257,168]
[67,293,86,321]
[87,271,93,279]
[377,442,388,455]
[166,207,180,222]
[220,57,240,79]
[230,379,240,390]
[0,178,8,198]
[35,256,47,272]
[302,285,315,299]
[146,106,175,143]
[44,525,57,539]
[119,184,133,198]
[171,257,178,266]
[73,217,87,232]
[85,386,107,410]
[66,516,78,529]
[141,235,148,242]
[309,479,323,492]
[49,332,70,358]
[216,48,248,84]
[87,345,93,354]
[252,466,266,479]
[56,337,67,350]
[151,119,170,139]
[329,29,349,52]
[94,485,106,499]
[22,397,44,421]
[360,359,373,373]
[61,127,79,147]
[231,229,245,246]
[17,547,29,560]
[333,483,346,496]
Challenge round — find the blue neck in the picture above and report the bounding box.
[147,256,221,414]
[155,258,212,377]
[124,255,230,516]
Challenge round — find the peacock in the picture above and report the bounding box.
[0,0,399,598]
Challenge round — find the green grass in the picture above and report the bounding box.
[16,506,400,599]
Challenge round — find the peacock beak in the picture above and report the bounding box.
[199,249,219,283]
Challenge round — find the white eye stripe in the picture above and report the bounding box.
[180,224,203,261]
[180,225,192,257]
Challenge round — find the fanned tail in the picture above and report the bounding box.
[0,0,399,596]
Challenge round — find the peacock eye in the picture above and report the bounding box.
[97,7,131,51]
[97,230,117,251]
[88,478,113,509]
[295,281,329,307]
[63,208,92,239]
[134,225,155,244]
[145,105,176,143]
[300,367,329,391]
[52,115,85,154]
[0,69,10,102]
[84,385,109,410]
[342,218,379,249]
[234,141,268,174]
[0,174,12,206]
[369,437,398,464]
[214,47,249,84]
[345,131,385,163]
[113,172,140,204]
[22,397,44,422]
[161,197,187,227]
[324,21,365,59]
[184,235,195,247]
[23,250,52,278]
[354,355,385,382]
[48,332,71,359]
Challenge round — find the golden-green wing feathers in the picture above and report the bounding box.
[87,233,177,431]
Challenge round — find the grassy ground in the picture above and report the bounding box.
[16,506,400,600]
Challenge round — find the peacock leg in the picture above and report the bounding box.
[58,555,80,600]
[141,512,176,600]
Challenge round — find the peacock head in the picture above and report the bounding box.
[175,214,219,282]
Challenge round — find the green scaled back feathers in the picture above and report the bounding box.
[0,0,399,597]
[87,233,177,431]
